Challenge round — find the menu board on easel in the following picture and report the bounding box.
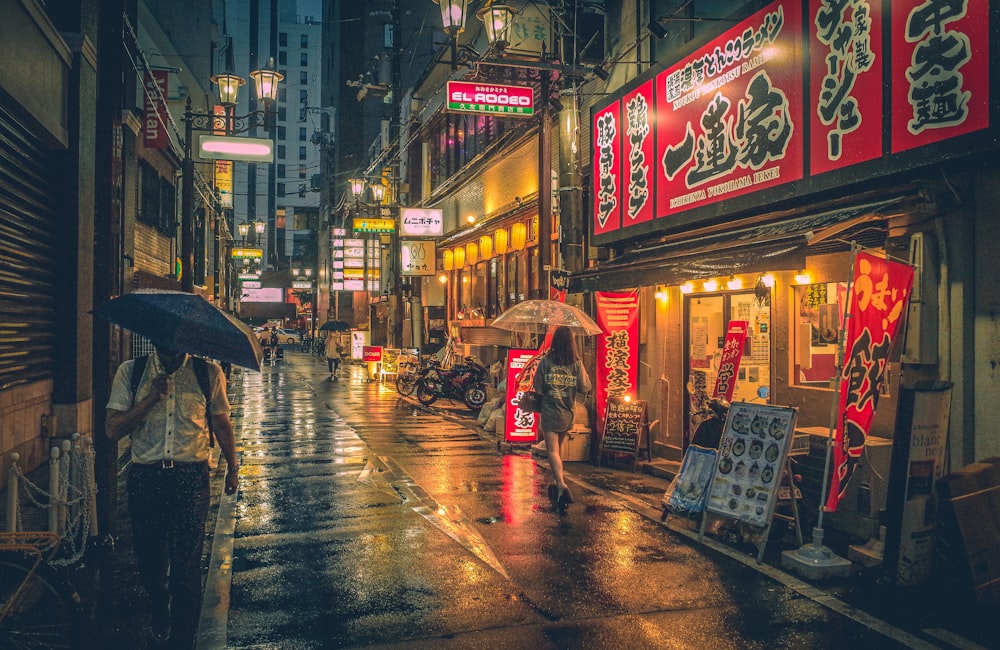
[599,398,647,469]
[704,402,798,529]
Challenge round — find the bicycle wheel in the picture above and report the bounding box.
[0,555,83,648]
[415,380,438,406]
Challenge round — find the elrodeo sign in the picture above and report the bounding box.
[447,81,534,117]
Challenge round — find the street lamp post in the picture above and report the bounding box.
[180,62,282,292]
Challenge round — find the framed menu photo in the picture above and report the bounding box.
[704,402,798,529]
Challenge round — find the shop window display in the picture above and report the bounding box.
[794,282,847,386]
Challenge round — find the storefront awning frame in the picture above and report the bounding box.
[568,198,909,293]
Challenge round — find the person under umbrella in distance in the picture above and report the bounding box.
[105,344,238,646]
[533,326,591,510]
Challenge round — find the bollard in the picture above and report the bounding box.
[48,446,61,535]
[6,453,19,532]
[59,440,71,537]
[85,438,99,538]
[68,434,81,535]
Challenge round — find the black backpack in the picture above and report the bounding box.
[130,355,216,447]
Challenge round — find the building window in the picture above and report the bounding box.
[428,113,510,191]
[300,52,308,66]
[794,280,845,386]
[138,161,174,235]
[299,146,307,160]
[277,126,286,140]
[278,50,287,65]
[299,165,306,179]
[279,32,287,47]
[299,127,307,141]
[277,183,286,197]
[300,70,308,85]
[278,86,287,103]
[277,145,286,159]
[277,164,286,178]
[301,34,308,48]
[278,106,287,122]
[299,89,308,104]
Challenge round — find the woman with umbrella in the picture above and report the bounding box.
[533,326,592,509]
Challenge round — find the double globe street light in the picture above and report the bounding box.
[180,60,283,292]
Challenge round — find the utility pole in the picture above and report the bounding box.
[536,69,552,299]
[390,0,404,347]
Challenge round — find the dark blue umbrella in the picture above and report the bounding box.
[318,320,350,332]
[93,289,263,371]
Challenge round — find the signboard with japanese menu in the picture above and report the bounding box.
[595,291,639,434]
[599,397,647,462]
[705,402,798,528]
[590,0,995,245]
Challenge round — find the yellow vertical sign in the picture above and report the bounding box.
[215,160,233,208]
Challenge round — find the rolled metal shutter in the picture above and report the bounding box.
[0,108,58,390]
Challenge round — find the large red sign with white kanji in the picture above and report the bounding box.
[890,0,990,153]
[808,0,884,175]
[827,252,914,512]
[621,80,655,227]
[504,348,540,444]
[592,101,622,235]
[595,291,639,434]
[655,0,804,218]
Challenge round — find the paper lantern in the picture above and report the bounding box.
[511,222,526,251]
[494,228,508,254]
[453,246,465,268]
[479,235,493,259]
[442,249,453,271]
[466,242,479,265]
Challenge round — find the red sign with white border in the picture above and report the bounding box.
[655,0,804,219]
[595,291,640,434]
[362,346,383,363]
[808,0,884,175]
[592,101,622,235]
[504,348,540,444]
[622,80,655,227]
[890,0,990,154]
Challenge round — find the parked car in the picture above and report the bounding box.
[275,328,301,344]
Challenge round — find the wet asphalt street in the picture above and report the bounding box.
[183,350,982,650]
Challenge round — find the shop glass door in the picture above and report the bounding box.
[684,291,771,447]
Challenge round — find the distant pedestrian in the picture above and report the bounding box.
[325,334,344,379]
[534,326,591,509]
[105,345,239,647]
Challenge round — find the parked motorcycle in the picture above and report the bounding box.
[414,356,488,411]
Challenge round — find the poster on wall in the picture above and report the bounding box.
[890,0,990,154]
[654,0,804,219]
[827,252,914,511]
[595,291,639,433]
[592,101,622,236]
[621,80,655,227]
[705,402,798,528]
[504,348,540,445]
[808,0,884,174]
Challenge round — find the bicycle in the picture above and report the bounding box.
[395,358,422,396]
[0,531,84,648]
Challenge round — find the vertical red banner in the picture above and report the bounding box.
[890,0,990,154]
[808,0,884,175]
[592,101,622,235]
[595,291,640,433]
[827,252,914,511]
[622,80,655,227]
[712,321,749,402]
[142,70,169,149]
[505,348,540,444]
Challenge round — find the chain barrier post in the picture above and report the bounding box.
[48,446,60,534]
[6,453,19,532]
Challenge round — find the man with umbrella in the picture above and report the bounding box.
[95,290,251,646]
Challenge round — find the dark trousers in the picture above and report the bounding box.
[128,462,210,644]
[327,357,341,373]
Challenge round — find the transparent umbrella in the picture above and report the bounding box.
[491,299,602,335]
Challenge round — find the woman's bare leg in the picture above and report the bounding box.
[544,430,567,491]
